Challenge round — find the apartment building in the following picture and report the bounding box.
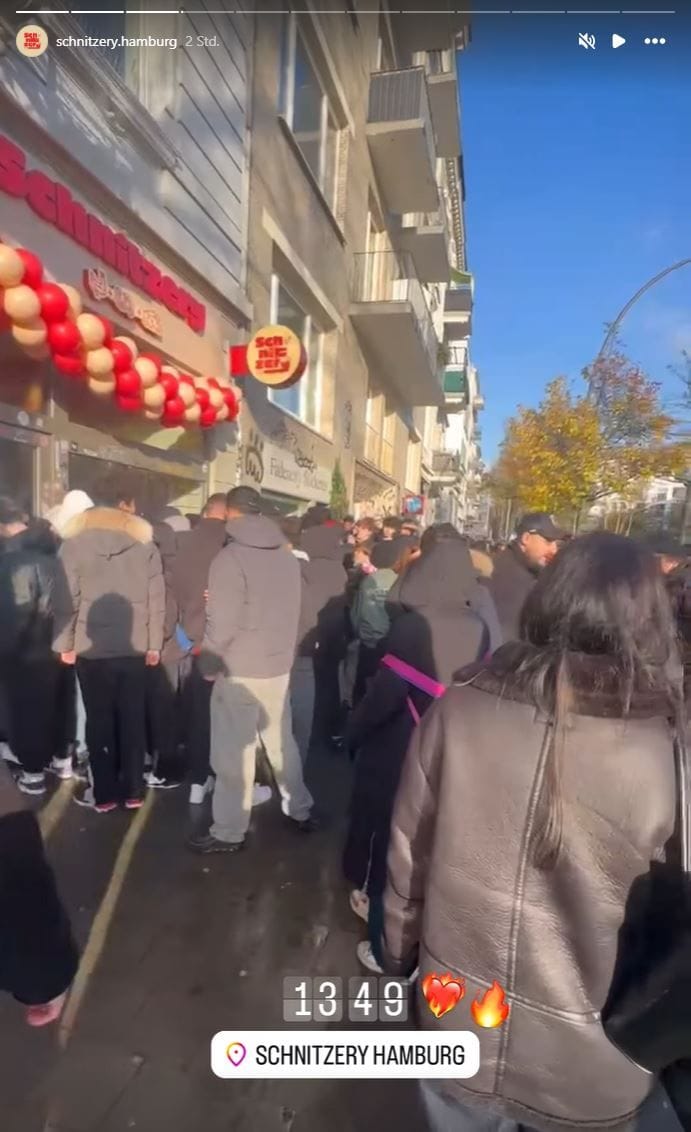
[240,2,470,517]
[0,5,252,517]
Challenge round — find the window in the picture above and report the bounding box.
[381,409,395,476]
[73,12,128,80]
[282,20,340,207]
[269,277,323,431]
[364,388,395,475]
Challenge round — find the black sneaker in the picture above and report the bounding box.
[289,815,320,834]
[187,832,245,855]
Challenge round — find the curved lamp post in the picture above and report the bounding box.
[590,257,691,541]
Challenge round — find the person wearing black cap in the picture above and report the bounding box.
[488,512,565,643]
[189,486,315,854]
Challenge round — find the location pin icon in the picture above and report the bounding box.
[226,1042,246,1067]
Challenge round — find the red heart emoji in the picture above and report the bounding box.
[421,972,465,1019]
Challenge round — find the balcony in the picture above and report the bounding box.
[396,205,451,283]
[367,68,439,214]
[431,450,462,483]
[444,280,474,340]
[392,4,469,59]
[426,51,461,158]
[350,250,443,407]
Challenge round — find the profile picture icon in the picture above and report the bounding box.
[16,24,49,58]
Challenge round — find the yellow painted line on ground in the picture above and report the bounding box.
[37,780,73,840]
[58,791,156,1051]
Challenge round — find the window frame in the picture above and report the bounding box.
[282,16,340,208]
[268,274,324,433]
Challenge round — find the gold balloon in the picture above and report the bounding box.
[85,346,115,377]
[4,285,41,323]
[142,383,166,409]
[12,318,47,347]
[177,381,197,407]
[208,387,224,409]
[183,402,201,423]
[215,403,230,422]
[0,245,25,288]
[76,313,107,349]
[144,408,163,421]
[60,284,83,320]
[88,376,116,396]
[160,364,180,380]
[134,357,159,388]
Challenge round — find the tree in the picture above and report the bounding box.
[329,459,349,520]
[490,379,602,527]
[488,349,687,532]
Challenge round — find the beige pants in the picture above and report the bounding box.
[210,673,313,844]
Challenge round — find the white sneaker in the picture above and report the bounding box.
[252,784,272,807]
[0,742,19,766]
[350,888,370,923]
[356,940,384,974]
[145,771,181,790]
[48,756,74,781]
[17,772,47,796]
[189,776,214,805]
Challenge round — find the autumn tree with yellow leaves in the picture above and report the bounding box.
[488,349,688,532]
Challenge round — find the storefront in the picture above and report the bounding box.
[0,129,245,519]
[353,460,400,520]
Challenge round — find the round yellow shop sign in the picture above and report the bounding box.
[245,325,307,389]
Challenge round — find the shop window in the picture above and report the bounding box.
[68,453,203,519]
[269,276,324,432]
[281,18,341,209]
[0,436,35,519]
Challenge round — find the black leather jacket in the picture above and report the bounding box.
[0,524,58,662]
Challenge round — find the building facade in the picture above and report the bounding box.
[0,5,251,518]
[239,3,470,518]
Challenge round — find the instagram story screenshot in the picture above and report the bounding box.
[0,1,690,1130]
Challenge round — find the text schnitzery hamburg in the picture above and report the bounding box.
[0,134,206,333]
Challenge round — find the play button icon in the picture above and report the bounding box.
[612,33,626,48]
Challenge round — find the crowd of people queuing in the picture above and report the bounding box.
[1,476,691,1131]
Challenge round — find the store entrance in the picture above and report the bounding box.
[0,433,36,518]
[68,453,204,521]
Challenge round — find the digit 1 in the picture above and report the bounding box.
[295,980,311,1018]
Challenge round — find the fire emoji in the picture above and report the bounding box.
[470,981,510,1029]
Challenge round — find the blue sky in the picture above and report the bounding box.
[459,13,691,463]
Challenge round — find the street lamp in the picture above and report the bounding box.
[590,257,691,542]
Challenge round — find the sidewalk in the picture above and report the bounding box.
[0,750,426,1132]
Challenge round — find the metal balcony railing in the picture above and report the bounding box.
[351,250,439,373]
[401,192,452,249]
[368,67,437,170]
[432,450,460,477]
[425,49,454,76]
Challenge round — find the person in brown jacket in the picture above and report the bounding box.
[384,532,685,1132]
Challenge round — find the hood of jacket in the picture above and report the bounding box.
[61,507,153,559]
[226,514,284,551]
[300,524,345,562]
[396,540,483,611]
[4,521,58,558]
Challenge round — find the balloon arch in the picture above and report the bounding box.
[0,242,240,429]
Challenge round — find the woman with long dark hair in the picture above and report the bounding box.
[384,533,685,1132]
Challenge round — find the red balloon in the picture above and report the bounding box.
[115,368,141,397]
[207,377,221,390]
[195,387,210,410]
[37,283,69,324]
[97,315,114,344]
[200,407,218,428]
[160,373,179,399]
[139,352,161,372]
[53,353,85,377]
[116,394,141,413]
[0,310,11,333]
[178,373,194,386]
[16,249,43,290]
[47,320,81,354]
[165,395,185,418]
[110,339,132,373]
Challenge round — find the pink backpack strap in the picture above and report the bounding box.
[381,654,446,699]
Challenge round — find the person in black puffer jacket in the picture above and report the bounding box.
[0,500,60,797]
[298,523,348,751]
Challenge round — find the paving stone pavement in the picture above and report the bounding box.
[0,749,428,1132]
